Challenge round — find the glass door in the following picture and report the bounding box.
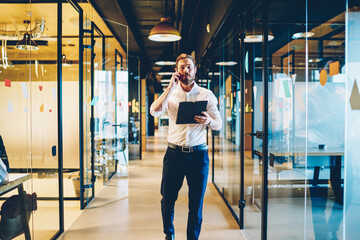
[114,49,129,174]
[242,15,265,239]
[81,14,93,208]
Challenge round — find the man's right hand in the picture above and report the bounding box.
[168,72,180,91]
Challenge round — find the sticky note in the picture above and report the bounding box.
[40,104,44,112]
[260,96,263,112]
[350,79,360,110]
[320,69,327,86]
[283,80,291,98]
[39,85,43,91]
[90,96,99,106]
[5,79,11,87]
[21,82,29,98]
[52,88,56,102]
[8,100,13,112]
[329,61,340,77]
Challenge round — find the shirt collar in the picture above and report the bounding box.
[177,81,200,95]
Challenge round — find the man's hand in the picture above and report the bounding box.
[194,111,213,125]
[168,72,180,91]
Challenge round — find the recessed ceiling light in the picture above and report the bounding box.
[208,72,220,76]
[308,58,322,63]
[328,41,342,46]
[155,61,176,66]
[216,61,237,66]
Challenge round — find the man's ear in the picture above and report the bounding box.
[194,67,197,74]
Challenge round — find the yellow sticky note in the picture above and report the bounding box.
[320,69,327,86]
[40,104,44,112]
[329,61,340,77]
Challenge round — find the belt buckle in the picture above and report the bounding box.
[182,146,192,153]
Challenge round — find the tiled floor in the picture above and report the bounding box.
[61,127,245,240]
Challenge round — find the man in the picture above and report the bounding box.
[150,53,222,240]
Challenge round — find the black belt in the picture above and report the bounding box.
[168,143,208,153]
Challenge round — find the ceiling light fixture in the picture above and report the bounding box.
[244,24,274,43]
[16,33,39,50]
[62,55,72,67]
[148,18,181,42]
[292,31,314,39]
[158,72,174,75]
[292,25,315,39]
[308,58,322,63]
[155,60,176,66]
[208,72,220,76]
[216,61,238,66]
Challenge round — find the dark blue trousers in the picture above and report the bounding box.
[161,147,209,240]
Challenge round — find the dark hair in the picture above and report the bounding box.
[175,53,195,68]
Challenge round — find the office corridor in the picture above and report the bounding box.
[61,127,245,240]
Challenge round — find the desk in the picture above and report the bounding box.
[0,174,31,240]
[254,147,343,203]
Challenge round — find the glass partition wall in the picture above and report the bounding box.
[0,2,61,239]
[207,0,350,239]
[0,0,128,238]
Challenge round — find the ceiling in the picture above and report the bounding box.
[90,0,202,81]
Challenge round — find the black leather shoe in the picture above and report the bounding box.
[165,234,174,240]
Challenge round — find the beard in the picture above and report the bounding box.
[179,74,194,85]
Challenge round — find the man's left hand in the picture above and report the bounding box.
[194,111,212,125]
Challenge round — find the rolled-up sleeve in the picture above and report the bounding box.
[206,92,222,131]
[150,99,168,117]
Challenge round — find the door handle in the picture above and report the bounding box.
[245,130,263,139]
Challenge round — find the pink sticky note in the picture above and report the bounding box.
[260,96,263,112]
[39,85,43,91]
[5,79,11,87]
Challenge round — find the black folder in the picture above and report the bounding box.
[176,101,208,124]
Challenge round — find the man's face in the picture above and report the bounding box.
[176,58,197,85]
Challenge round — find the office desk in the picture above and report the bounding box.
[0,174,31,240]
[254,147,343,203]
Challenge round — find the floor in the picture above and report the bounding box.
[61,127,245,240]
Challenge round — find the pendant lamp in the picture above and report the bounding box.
[62,55,72,67]
[16,33,39,50]
[244,24,274,43]
[148,18,181,42]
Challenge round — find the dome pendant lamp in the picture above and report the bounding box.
[148,18,181,42]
